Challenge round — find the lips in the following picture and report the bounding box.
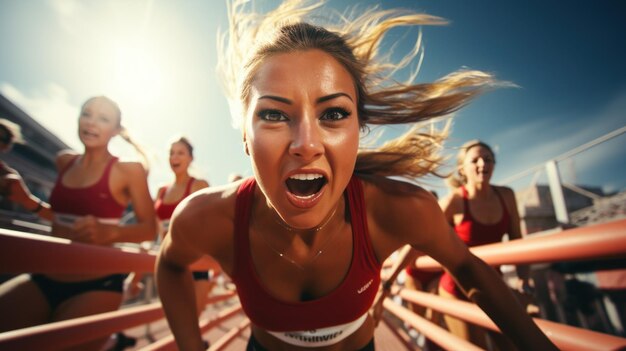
[285,172,327,208]
[81,130,99,138]
[286,173,326,196]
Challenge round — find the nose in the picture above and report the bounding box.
[289,116,324,161]
[80,114,95,127]
[477,158,485,167]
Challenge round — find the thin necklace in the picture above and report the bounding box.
[262,205,340,270]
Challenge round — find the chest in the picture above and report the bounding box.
[62,163,109,187]
[60,162,126,202]
[161,183,188,203]
[454,196,504,226]
[247,226,354,303]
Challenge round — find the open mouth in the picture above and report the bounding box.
[286,173,327,198]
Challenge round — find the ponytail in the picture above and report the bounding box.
[355,121,450,180]
[119,126,150,172]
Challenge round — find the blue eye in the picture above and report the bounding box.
[321,108,350,121]
[258,109,288,121]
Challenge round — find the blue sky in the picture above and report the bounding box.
[1,0,624,196]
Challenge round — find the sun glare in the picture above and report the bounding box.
[112,43,164,105]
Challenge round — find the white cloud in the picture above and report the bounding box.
[47,0,155,40]
[492,91,626,189]
[47,0,89,37]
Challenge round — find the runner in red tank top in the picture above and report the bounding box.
[154,137,211,311]
[439,140,532,350]
[0,97,156,351]
[439,185,511,298]
[156,3,557,351]
[232,176,380,337]
[155,176,197,221]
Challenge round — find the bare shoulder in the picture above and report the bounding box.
[191,178,210,192]
[439,187,464,214]
[494,185,518,212]
[170,181,239,266]
[175,183,236,224]
[494,185,515,197]
[114,160,146,174]
[55,149,79,170]
[494,185,516,203]
[156,183,168,194]
[360,175,445,251]
[111,161,147,188]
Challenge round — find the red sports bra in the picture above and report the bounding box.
[231,176,381,332]
[154,177,195,220]
[49,156,126,219]
[440,186,510,296]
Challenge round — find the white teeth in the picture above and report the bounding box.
[293,193,316,199]
[289,173,323,181]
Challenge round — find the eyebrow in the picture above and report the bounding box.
[258,92,354,105]
[317,92,353,103]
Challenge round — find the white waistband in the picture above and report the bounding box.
[267,313,368,348]
[54,213,120,226]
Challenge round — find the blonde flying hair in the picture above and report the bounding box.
[82,96,150,171]
[218,0,498,180]
[446,139,496,188]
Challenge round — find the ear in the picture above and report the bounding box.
[457,166,465,178]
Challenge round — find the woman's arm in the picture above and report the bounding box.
[116,162,157,242]
[154,186,166,243]
[371,245,421,325]
[500,186,532,292]
[370,180,557,350]
[438,190,461,227]
[156,188,231,351]
[4,173,53,221]
[156,218,206,351]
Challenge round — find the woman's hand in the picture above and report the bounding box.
[51,216,116,245]
[370,281,391,326]
[2,174,53,220]
[71,215,117,245]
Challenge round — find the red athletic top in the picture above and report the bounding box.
[154,177,195,220]
[440,186,510,297]
[231,176,381,332]
[49,156,126,218]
